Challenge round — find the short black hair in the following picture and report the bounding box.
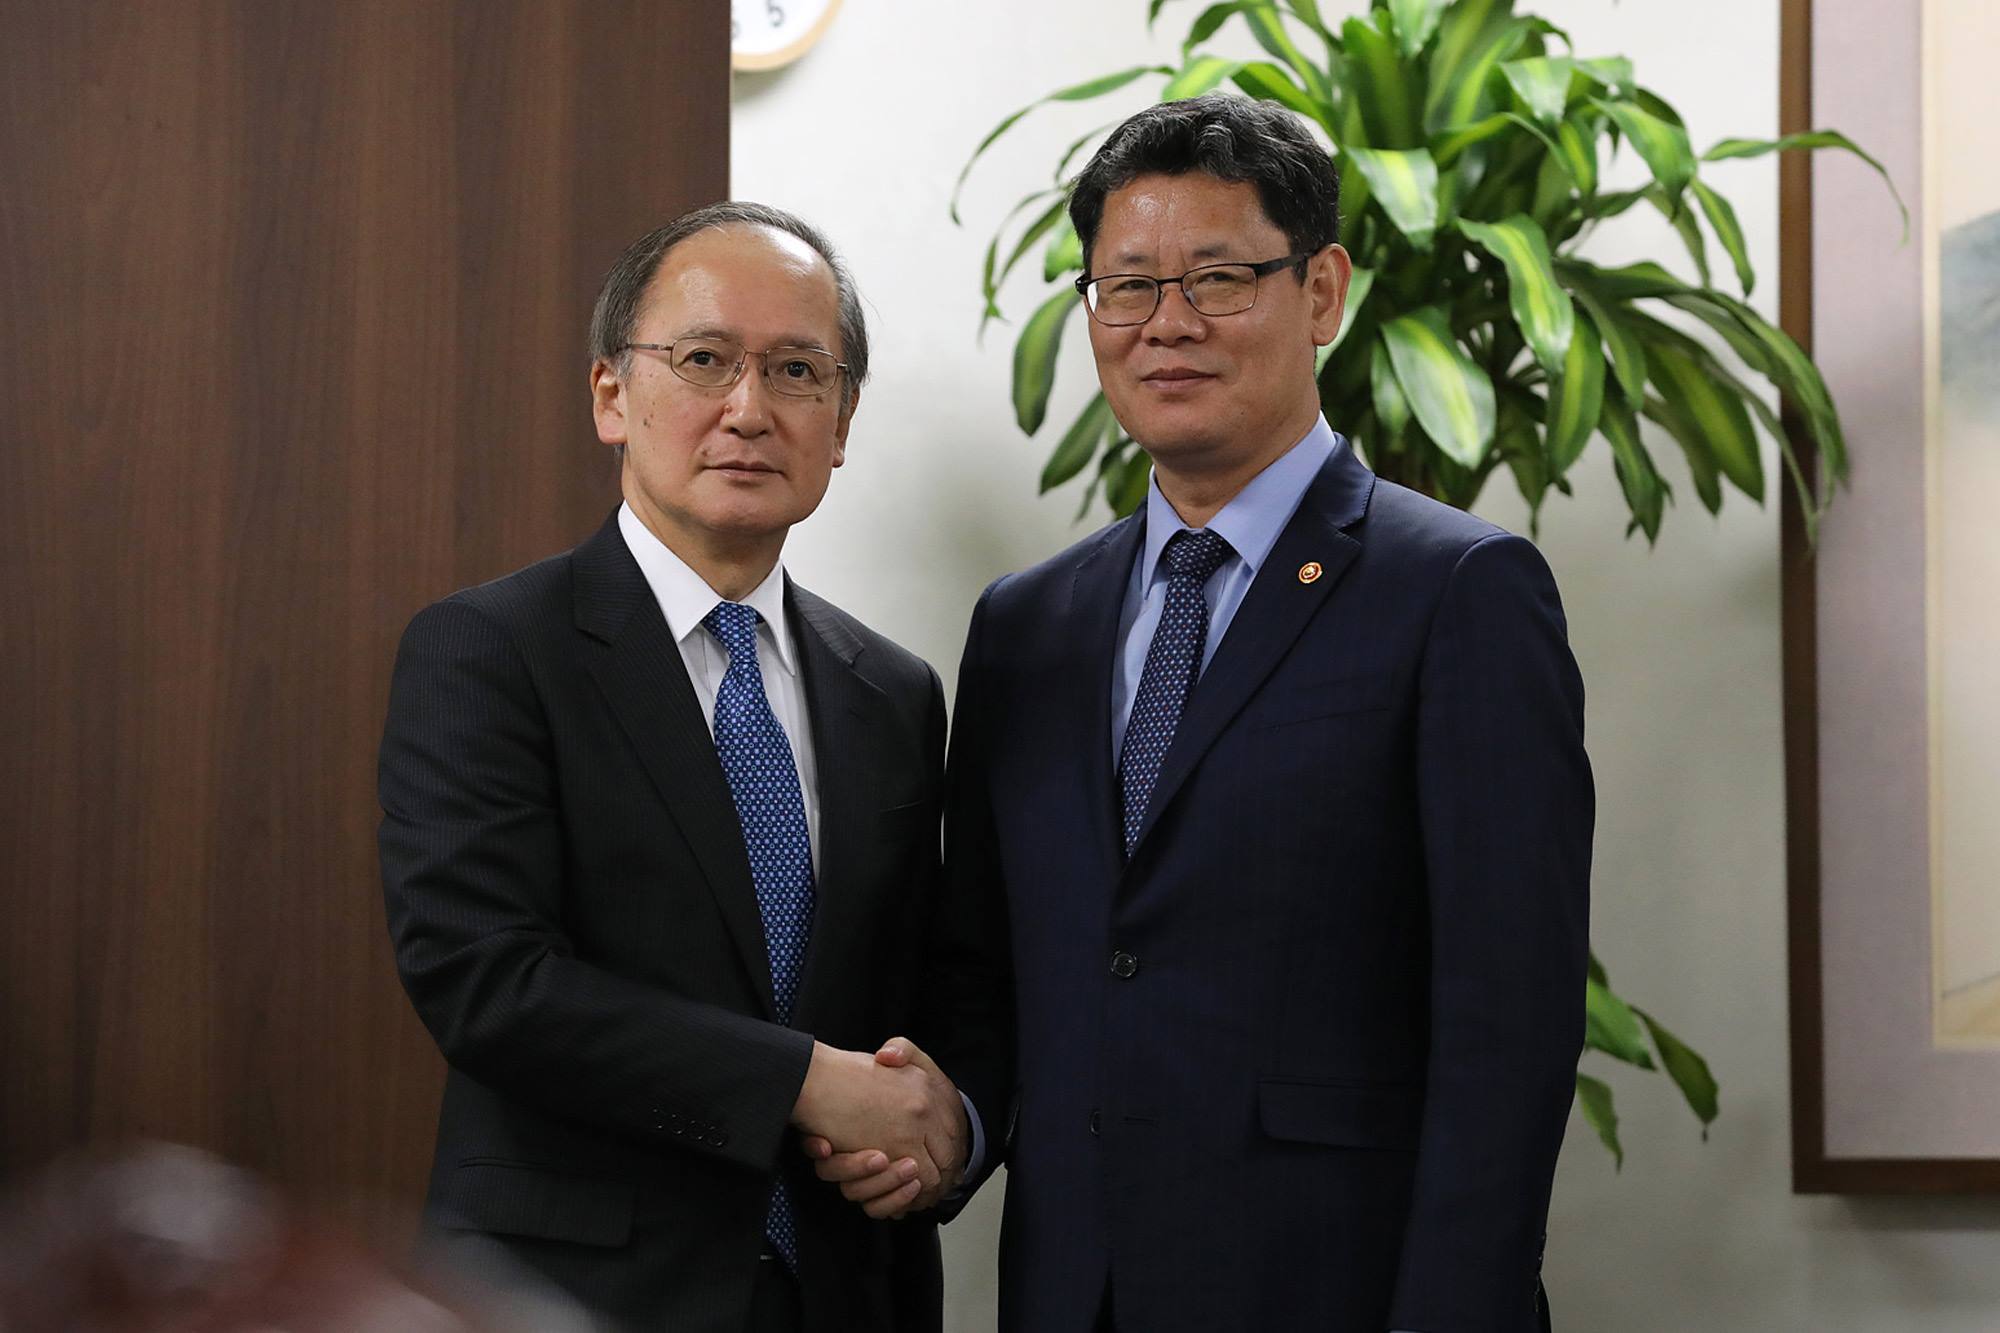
[587,200,868,413]
[1068,93,1340,276]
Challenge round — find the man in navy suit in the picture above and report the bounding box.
[818,94,1592,1332]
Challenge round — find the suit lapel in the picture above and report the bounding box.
[571,515,779,1019]
[784,582,881,1030]
[1126,445,1376,861]
[1070,515,1146,882]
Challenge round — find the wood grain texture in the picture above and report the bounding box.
[0,0,728,1211]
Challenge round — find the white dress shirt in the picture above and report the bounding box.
[617,502,820,866]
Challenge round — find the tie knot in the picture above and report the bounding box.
[702,601,760,656]
[1163,528,1233,583]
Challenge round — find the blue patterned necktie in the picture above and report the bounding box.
[1118,528,1235,857]
[703,600,815,1271]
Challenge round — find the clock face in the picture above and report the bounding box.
[731,0,843,71]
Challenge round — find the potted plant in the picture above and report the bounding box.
[954,0,1900,1162]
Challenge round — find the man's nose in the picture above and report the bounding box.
[720,356,775,432]
[1142,283,1207,341]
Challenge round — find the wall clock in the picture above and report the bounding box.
[732,0,843,72]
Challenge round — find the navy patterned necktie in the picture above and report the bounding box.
[703,600,814,1270]
[1118,528,1235,857]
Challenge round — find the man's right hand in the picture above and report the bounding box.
[788,1040,968,1216]
[789,1038,966,1217]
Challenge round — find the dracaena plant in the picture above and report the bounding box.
[957,0,1899,1163]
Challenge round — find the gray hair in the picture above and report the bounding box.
[587,200,869,415]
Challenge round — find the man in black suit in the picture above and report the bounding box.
[379,202,967,1333]
[818,96,1592,1332]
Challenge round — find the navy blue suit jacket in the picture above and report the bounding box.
[926,445,1591,1332]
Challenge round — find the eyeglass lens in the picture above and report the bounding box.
[670,338,839,396]
[1088,264,1261,325]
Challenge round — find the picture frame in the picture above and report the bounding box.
[1782,0,2000,1193]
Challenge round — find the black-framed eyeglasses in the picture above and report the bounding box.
[1075,253,1310,326]
[622,337,848,398]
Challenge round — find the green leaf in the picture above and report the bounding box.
[1184,1,1247,54]
[1329,264,1375,353]
[1594,97,1695,203]
[1598,393,1669,542]
[1285,0,1328,30]
[1497,386,1550,522]
[1553,108,1599,194]
[1639,321,1763,503]
[1643,394,1723,515]
[1544,305,1605,474]
[1380,308,1497,468]
[1691,178,1755,295]
[1563,288,1646,404]
[1457,213,1575,374]
[1502,55,1574,126]
[1560,257,1681,302]
[1635,1006,1721,1130]
[1587,952,1609,986]
[1342,14,1424,148]
[1011,288,1081,436]
[1232,61,1336,136]
[1703,129,1906,234]
[1386,0,1447,57]
[1662,289,1847,491]
[1040,393,1113,492]
[1371,338,1412,439]
[1575,1072,1623,1168]
[952,65,1172,223]
[1163,54,1247,101]
[1053,122,1114,185]
[1043,219,1083,281]
[1586,975,1656,1068]
[1648,186,1710,286]
[1571,56,1634,98]
[1423,0,1527,133]
[1346,146,1440,247]
[1107,447,1153,516]
[979,189,1066,331]
[1429,112,1515,170]
[1237,2,1333,102]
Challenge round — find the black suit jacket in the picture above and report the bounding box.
[926,444,1592,1333]
[379,514,945,1333]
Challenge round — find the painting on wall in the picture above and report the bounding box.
[1927,0,2000,1043]
[1785,0,2000,1190]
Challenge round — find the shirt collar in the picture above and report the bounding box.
[616,502,798,676]
[1139,414,1341,582]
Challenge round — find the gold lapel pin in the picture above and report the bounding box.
[1298,561,1323,584]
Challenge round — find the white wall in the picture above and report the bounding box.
[733,3,2000,1328]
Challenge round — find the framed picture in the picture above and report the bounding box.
[1783,0,2000,1191]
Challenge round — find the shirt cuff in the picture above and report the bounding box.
[947,1091,986,1201]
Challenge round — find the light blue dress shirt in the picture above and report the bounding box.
[1112,415,1339,761]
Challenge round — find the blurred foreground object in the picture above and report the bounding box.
[0,1142,597,1333]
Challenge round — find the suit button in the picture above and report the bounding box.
[1088,1109,1101,1136]
[1109,951,1138,979]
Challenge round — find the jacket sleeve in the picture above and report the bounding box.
[918,582,1018,1215]
[1389,533,1593,1332]
[377,596,813,1175]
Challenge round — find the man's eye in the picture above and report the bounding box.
[684,349,718,367]
[1109,278,1153,296]
[780,360,815,379]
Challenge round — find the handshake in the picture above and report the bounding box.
[788,1037,968,1221]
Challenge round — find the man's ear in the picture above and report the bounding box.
[1307,243,1354,347]
[830,384,860,469]
[590,358,629,449]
